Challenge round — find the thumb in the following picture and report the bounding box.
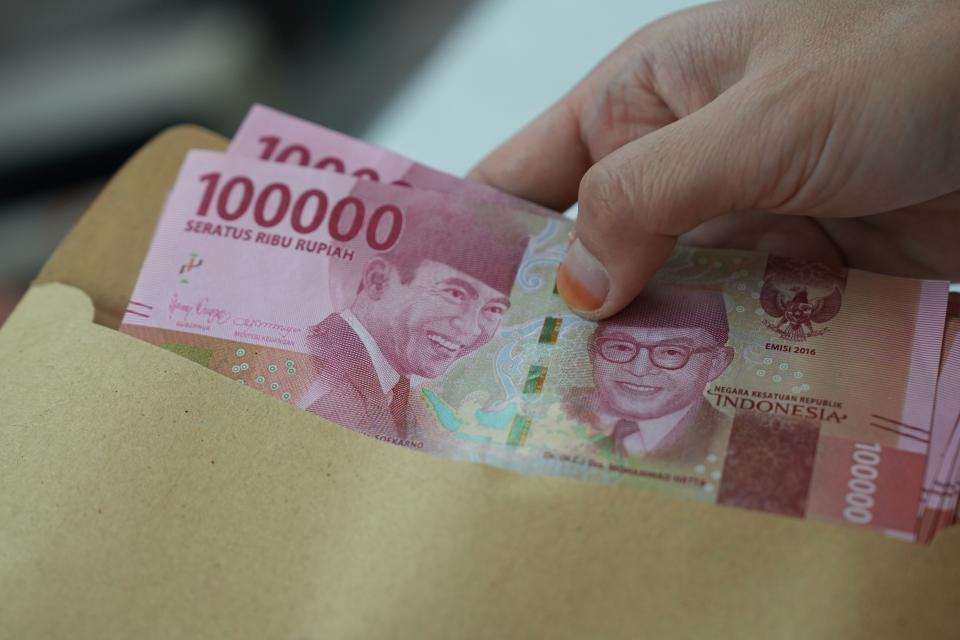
[558,94,761,319]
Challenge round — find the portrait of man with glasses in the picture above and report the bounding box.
[563,286,735,467]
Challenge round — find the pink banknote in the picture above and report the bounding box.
[916,319,960,542]
[229,104,554,216]
[121,150,949,540]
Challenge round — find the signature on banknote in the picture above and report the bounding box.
[168,293,230,327]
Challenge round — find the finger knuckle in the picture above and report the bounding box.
[579,164,634,236]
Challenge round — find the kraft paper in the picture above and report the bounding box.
[1,126,958,639]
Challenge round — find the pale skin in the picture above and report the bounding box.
[469,0,960,320]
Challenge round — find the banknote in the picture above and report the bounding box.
[120,150,949,539]
[229,104,554,216]
[916,319,960,542]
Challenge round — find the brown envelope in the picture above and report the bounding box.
[1,127,958,639]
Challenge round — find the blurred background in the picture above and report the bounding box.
[0,0,708,324]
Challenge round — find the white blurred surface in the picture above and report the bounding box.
[367,0,707,175]
[0,6,264,174]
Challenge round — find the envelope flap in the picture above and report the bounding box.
[34,126,227,328]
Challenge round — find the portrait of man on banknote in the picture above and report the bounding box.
[564,287,735,467]
[298,200,529,441]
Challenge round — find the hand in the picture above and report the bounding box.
[468,0,960,319]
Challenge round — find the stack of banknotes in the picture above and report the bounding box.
[120,105,960,543]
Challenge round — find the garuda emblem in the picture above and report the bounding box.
[760,281,842,341]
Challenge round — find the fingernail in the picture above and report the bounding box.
[557,238,608,312]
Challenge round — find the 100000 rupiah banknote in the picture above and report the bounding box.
[121,150,948,539]
[917,319,960,542]
[230,104,553,216]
